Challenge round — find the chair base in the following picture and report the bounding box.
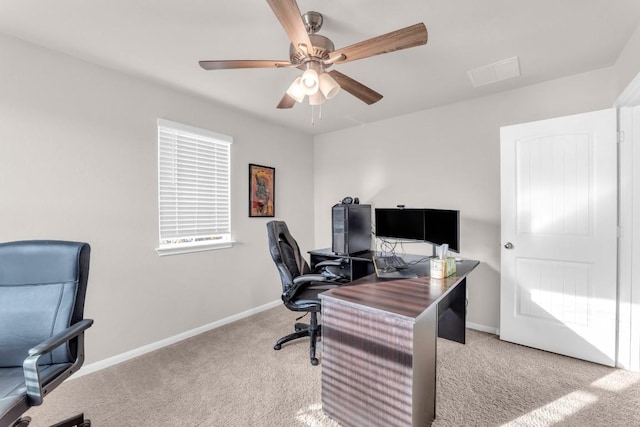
[274,313,321,365]
[51,413,91,427]
[12,417,31,427]
[11,413,90,427]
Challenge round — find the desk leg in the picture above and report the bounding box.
[437,278,466,344]
[350,259,375,281]
[413,306,437,426]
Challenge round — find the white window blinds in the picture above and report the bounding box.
[157,119,232,254]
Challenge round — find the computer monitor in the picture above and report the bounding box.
[374,208,460,253]
[374,209,425,241]
[423,208,460,253]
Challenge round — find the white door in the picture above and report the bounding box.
[500,109,617,366]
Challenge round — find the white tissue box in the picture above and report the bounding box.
[430,257,456,279]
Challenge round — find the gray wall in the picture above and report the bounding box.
[312,67,616,330]
[0,34,313,364]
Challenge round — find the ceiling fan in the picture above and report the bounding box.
[199,0,428,109]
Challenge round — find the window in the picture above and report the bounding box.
[156,119,233,256]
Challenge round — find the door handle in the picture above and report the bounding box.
[504,242,514,249]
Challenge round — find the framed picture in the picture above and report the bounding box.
[249,164,275,217]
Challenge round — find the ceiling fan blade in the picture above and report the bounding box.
[199,60,293,70]
[277,93,297,109]
[329,70,383,105]
[329,23,427,64]
[266,0,313,54]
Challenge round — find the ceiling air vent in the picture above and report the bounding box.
[468,56,520,88]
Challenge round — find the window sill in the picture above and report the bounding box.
[156,240,235,256]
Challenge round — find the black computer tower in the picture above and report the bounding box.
[332,204,372,255]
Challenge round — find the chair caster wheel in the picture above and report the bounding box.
[311,357,319,366]
[274,344,282,350]
[14,418,31,427]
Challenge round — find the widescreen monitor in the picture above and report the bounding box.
[374,208,460,253]
[423,208,460,253]
[375,209,425,241]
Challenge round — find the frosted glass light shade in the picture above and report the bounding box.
[319,72,340,99]
[300,69,319,95]
[309,91,326,105]
[286,76,305,103]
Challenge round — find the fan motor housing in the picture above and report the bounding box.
[289,34,335,67]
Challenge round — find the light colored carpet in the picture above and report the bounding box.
[25,305,640,426]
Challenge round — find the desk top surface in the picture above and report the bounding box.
[320,259,479,320]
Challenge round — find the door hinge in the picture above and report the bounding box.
[617,130,625,143]
[618,226,623,238]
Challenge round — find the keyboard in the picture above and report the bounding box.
[373,255,418,279]
[374,255,409,271]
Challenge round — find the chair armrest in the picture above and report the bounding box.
[23,318,94,405]
[290,274,343,294]
[28,319,93,357]
[293,274,326,284]
[313,259,350,283]
[314,259,343,269]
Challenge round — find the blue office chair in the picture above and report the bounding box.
[0,241,93,427]
[266,221,347,365]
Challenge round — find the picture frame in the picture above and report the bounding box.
[249,164,275,217]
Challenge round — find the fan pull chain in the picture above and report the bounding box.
[310,104,323,126]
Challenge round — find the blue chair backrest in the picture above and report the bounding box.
[0,241,90,367]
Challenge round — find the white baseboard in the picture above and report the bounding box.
[75,302,497,379]
[75,299,282,379]
[466,321,499,335]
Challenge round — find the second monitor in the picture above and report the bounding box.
[375,208,460,253]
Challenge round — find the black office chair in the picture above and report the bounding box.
[266,221,347,365]
[0,241,94,427]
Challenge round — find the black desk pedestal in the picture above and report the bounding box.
[438,278,467,344]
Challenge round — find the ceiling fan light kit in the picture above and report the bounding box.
[286,76,305,102]
[319,73,340,99]
[289,61,340,102]
[198,0,428,120]
[309,91,326,106]
[300,67,320,95]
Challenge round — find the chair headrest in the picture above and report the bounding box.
[0,240,90,285]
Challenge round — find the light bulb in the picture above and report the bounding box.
[286,76,305,103]
[300,69,319,95]
[319,72,341,99]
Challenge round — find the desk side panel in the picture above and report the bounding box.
[322,298,414,427]
[437,278,467,343]
[413,306,438,426]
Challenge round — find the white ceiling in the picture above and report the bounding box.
[1,0,639,135]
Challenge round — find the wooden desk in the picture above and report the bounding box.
[319,260,479,427]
